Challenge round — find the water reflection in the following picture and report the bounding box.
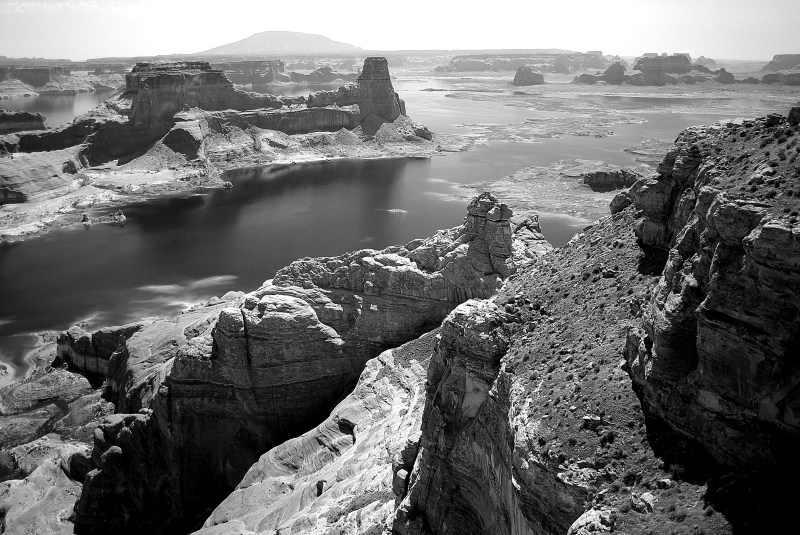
[0,89,118,127]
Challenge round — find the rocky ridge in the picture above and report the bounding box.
[67,194,549,533]
[193,108,800,535]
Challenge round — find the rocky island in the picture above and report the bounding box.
[0,57,445,241]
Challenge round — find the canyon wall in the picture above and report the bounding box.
[625,112,800,472]
[72,194,550,534]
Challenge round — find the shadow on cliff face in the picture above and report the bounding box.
[642,409,800,535]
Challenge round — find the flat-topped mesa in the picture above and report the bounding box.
[73,193,549,534]
[762,54,800,72]
[633,54,692,85]
[125,61,291,125]
[357,57,405,121]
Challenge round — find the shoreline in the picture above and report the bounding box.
[0,131,470,244]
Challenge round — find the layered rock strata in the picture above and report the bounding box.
[194,330,437,535]
[581,168,641,192]
[625,110,800,476]
[0,57,423,206]
[356,57,404,122]
[0,110,46,133]
[72,194,550,533]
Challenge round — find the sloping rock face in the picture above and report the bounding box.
[511,66,545,86]
[625,112,800,474]
[391,208,733,535]
[357,57,404,122]
[601,61,626,84]
[194,330,437,535]
[74,194,550,534]
[633,55,692,85]
[0,146,84,203]
[0,110,46,133]
[714,68,735,84]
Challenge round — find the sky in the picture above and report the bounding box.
[1,0,798,61]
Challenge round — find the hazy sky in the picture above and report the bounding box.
[1,0,798,61]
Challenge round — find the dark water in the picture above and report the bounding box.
[0,89,117,127]
[0,158,581,371]
[0,80,785,375]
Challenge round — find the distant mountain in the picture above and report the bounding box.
[200,31,362,56]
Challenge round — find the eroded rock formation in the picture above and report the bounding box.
[625,112,800,475]
[762,53,800,72]
[511,66,545,86]
[633,55,692,86]
[72,194,550,534]
[357,57,404,122]
[581,168,641,192]
[0,57,426,206]
[0,110,46,133]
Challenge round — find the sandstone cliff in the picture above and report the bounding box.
[623,109,800,529]
[0,57,428,207]
[390,109,799,535]
[71,194,550,533]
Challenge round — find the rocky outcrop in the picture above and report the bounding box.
[73,194,550,534]
[0,66,70,87]
[623,111,800,528]
[511,66,545,86]
[762,53,800,71]
[632,55,692,85]
[194,330,437,535]
[56,323,144,377]
[714,68,735,84]
[289,65,358,84]
[0,146,84,203]
[436,53,610,73]
[600,61,626,84]
[211,60,285,85]
[392,206,732,535]
[306,84,359,108]
[0,110,46,133]
[1,57,429,205]
[357,57,404,122]
[124,62,293,126]
[581,168,641,192]
[760,71,800,85]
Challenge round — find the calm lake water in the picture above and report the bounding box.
[1,89,117,128]
[0,79,790,374]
